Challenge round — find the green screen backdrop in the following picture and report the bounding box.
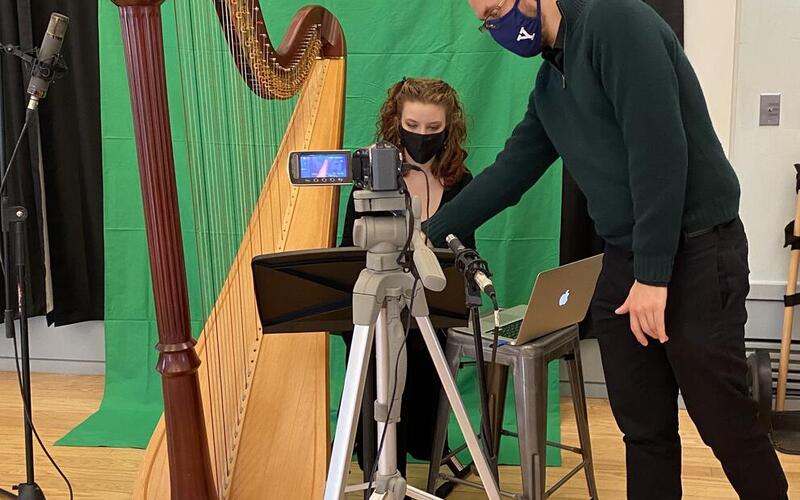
[60,0,564,468]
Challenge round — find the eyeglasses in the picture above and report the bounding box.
[478,0,508,32]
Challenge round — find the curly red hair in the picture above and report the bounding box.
[376,78,469,188]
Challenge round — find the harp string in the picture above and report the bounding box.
[172,3,211,487]
[224,0,238,479]
[173,0,312,492]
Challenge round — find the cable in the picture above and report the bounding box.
[368,271,420,492]
[396,177,415,272]
[419,168,431,246]
[13,337,74,500]
[368,167,431,490]
[399,164,431,246]
[0,113,32,275]
[489,295,500,367]
[0,110,33,198]
[2,112,72,498]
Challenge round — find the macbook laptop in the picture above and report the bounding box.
[453,254,603,346]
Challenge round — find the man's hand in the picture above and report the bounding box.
[615,281,668,346]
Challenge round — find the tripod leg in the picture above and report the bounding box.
[325,324,375,500]
[415,317,502,500]
[362,348,377,499]
[374,299,406,488]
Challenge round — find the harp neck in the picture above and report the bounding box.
[214,2,347,99]
[267,6,346,62]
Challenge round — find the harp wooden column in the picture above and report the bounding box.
[120,1,346,497]
[111,1,217,499]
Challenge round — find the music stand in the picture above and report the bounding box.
[251,247,469,497]
[252,247,469,333]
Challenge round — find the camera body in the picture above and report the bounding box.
[351,142,403,192]
[288,141,403,192]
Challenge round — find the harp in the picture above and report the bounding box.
[110,1,345,498]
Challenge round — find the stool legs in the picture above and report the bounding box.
[486,364,510,453]
[513,357,549,500]
[427,327,596,499]
[426,340,463,492]
[566,340,598,499]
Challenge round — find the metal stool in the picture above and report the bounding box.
[426,325,598,499]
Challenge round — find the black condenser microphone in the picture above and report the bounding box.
[446,234,496,298]
[26,13,69,112]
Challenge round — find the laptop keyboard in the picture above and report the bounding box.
[495,320,523,340]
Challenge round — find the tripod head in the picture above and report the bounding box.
[352,189,446,292]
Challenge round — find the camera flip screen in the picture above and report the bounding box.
[288,150,353,186]
[300,153,348,179]
[288,142,401,190]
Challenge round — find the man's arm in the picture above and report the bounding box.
[590,0,689,344]
[423,91,559,247]
[590,0,689,285]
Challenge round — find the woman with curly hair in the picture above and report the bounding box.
[341,77,475,249]
[339,77,475,477]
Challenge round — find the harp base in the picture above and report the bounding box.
[325,239,502,500]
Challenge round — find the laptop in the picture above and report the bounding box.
[454,254,604,346]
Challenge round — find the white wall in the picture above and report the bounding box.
[731,0,800,289]
[684,0,739,155]
[0,319,104,374]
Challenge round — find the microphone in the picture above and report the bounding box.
[446,234,496,298]
[26,13,69,112]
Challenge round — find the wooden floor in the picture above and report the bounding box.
[1,372,799,499]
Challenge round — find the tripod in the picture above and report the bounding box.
[324,190,501,500]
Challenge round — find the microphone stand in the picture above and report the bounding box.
[447,240,500,485]
[0,43,46,500]
[464,277,499,481]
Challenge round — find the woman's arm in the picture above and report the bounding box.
[447,172,477,250]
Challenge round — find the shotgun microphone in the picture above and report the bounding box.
[26,13,69,112]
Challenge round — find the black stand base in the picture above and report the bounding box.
[434,461,472,498]
[746,349,800,455]
[0,483,46,500]
[772,411,800,455]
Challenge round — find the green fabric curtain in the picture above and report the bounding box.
[60,0,564,468]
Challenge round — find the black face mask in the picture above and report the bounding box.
[399,127,446,164]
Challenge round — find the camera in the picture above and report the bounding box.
[288,141,403,192]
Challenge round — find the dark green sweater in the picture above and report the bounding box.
[424,0,740,284]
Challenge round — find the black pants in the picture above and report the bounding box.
[590,218,788,500]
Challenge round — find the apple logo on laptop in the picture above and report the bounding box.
[559,290,570,307]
